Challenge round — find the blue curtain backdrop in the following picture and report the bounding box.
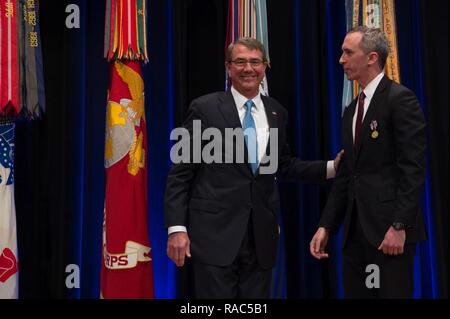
[14,0,448,299]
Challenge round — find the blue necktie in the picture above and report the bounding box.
[243,100,259,174]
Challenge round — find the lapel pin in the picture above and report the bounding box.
[272,111,277,116]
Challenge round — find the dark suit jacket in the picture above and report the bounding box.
[165,91,326,269]
[319,76,427,248]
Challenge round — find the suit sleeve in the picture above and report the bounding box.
[319,151,350,232]
[391,87,426,226]
[318,106,352,232]
[164,101,204,228]
[277,107,327,183]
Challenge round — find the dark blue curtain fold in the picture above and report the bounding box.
[395,0,448,298]
[145,0,177,299]
[64,0,106,298]
[322,0,347,299]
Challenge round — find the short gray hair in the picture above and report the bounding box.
[348,26,389,69]
[226,37,267,62]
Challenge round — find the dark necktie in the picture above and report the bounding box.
[243,100,258,174]
[354,91,365,146]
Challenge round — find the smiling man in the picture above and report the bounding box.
[310,27,427,298]
[165,37,341,298]
[226,42,265,98]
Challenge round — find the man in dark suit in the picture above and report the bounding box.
[165,37,341,298]
[310,27,427,298]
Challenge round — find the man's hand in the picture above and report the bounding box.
[310,227,330,259]
[167,232,191,267]
[334,149,345,171]
[378,226,406,255]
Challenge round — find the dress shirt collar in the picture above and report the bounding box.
[231,86,262,112]
[361,72,384,100]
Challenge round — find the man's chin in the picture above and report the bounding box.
[241,81,259,88]
[235,85,259,97]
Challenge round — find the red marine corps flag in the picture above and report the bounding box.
[101,0,154,298]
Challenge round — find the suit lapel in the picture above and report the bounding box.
[261,95,278,131]
[218,91,242,129]
[259,95,279,174]
[344,99,357,167]
[354,76,390,161]
[218,91,253,177]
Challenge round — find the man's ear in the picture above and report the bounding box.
[224,63,232,87]
[225,62,232,77]
[367,52,379,67]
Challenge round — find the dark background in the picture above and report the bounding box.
[13,0,448,298]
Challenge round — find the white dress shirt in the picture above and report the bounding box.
[352,72,385,141]
[231,86,270,163]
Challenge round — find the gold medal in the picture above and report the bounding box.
[371,130,379,139]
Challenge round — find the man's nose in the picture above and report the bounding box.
[243,62,254,70]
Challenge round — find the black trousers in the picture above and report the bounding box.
[192,220,271,299]
[343,207,416,299]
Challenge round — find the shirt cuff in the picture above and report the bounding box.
[168,225,187,235]
[326,160,336,179]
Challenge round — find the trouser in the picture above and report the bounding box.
[193,220,271,299]
[343,206,416,299]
